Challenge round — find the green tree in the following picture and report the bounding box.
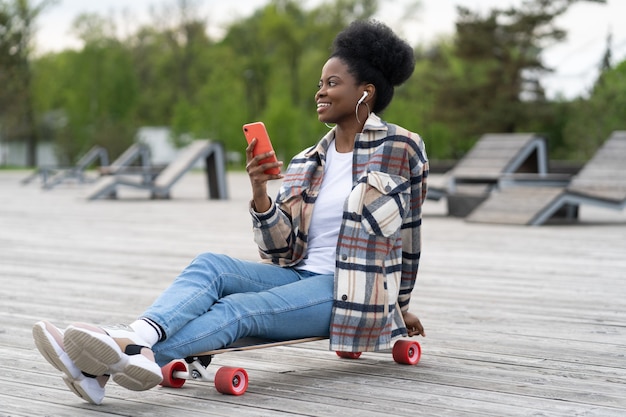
[32,12,139,162]
[421,0,606,159]
[386,41,456,159]
[0,0,55,166]
[129,0,215,141]
[563,60,626,159]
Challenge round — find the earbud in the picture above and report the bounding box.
[357,91,368,105]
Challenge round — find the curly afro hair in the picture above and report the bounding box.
[330,20,415,114]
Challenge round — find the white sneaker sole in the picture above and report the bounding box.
[32,321,105,404]
[33,322,80,378]
[64,325,162,391]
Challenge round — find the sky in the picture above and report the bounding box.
[34,0,626,100]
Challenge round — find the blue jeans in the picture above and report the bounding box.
[143,252,334,365]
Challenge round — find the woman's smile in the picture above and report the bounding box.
[316,101,330,114]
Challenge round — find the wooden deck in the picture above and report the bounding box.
[1,170,625,416]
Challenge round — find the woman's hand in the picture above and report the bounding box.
[246,138,283,212]
[403,311,425,337]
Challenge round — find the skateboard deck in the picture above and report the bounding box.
[160,336,422,395]
[194,336,327,355]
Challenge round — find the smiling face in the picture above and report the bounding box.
[315,57,364,126]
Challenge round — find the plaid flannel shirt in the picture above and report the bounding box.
[250,113,428,352]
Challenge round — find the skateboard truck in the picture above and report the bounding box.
[185,354,213,368]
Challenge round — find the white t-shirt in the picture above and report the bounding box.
[297,141,353,274]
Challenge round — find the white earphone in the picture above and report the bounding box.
[357,91,368,105]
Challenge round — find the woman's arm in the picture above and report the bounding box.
[398,138,429,312]
[247,138,302,263]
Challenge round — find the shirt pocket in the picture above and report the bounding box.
[352,171,410,237]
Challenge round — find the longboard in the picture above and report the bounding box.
[160,336,421,395]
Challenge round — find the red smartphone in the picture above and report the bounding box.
[243,122,280,175]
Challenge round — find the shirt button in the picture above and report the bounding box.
[350,212,358,220]
[341,254,347,260]
[341,294,348,301]
[385,184,392,192]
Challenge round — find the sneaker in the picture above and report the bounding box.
[32,321,108,405]
[63,323,163,391]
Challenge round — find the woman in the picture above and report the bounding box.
[32,20,428,405]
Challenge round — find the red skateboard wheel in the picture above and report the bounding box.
[392,340,421,365]
[160,360,187,388]
[335,351,362,359]
[214,366,249,395]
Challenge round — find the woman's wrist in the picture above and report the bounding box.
[252,195,272,213]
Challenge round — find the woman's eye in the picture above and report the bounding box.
[317,80,337,89]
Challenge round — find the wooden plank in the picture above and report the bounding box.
[153,140,211,189]
[466,186,564,224]
[567,133,626,201]
[452,134,540,179]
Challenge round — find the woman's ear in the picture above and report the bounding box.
[363,84,375,103]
